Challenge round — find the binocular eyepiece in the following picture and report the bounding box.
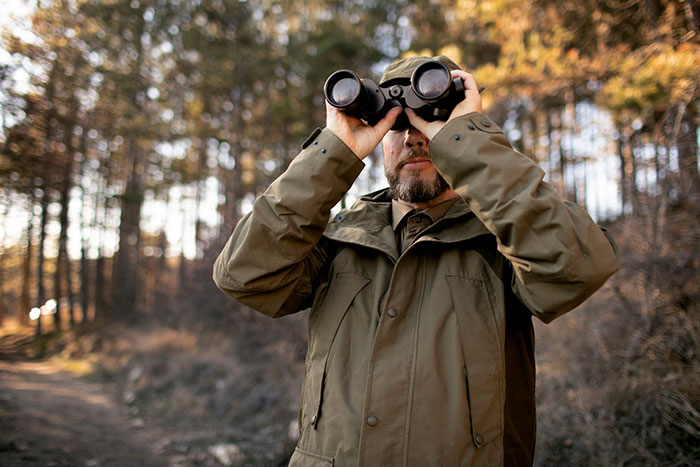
[324,60,465,131]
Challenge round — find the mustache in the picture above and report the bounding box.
[396,148,431,170]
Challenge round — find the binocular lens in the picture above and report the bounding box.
[415,68,451,99]
[324,59,464,127]
[329,75,361,107]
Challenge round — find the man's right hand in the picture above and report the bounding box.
[325,103,402,160]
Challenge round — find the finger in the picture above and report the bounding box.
[451,70,480,95]
[404,108,429,133]
[326,102,363,132]
[325,102,344,126]
[371,106,402,135]
[325,100,343,118]
[448,70,483,116]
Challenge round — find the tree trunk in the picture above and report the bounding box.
[54,189,65,327]
[78,129,91,322]
[35,185,50,336]
[194,140,207,259]
[39,64,60,332]
[218,87,245,245]
[94,174,110,320]
[79,212,90,322]
[20,196,35,326]
[55,153,76,327]
[178,186,190,292]
[558,108,569,200]
[630,131,642,215]
[616,125,629,215]
[110,7,148,318]
[111,135,144,316]
[545,111,556,186]
[0,190,8,327]
[565,90,579,204]
[158,188,170,279]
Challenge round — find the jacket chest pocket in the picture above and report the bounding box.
[303,273,371,432]
[446,275,505,449]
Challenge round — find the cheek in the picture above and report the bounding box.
[382,139,400,165]
[381,144,392,170]
[382,157,392,175]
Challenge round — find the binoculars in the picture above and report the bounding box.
[323,60,465,131]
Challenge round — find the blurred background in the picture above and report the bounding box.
[0,0,698,465]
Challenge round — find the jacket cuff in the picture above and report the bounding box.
[297,127,366,185]
[428,113,521,191]
[430,112,506,153]
[275,127,365,215]
[299,126,363,170]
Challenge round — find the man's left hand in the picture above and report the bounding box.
[405,70,483,140]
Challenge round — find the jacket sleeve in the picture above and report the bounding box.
[429,113,620,323]
[212,128,365,318]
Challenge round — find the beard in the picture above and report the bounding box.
[385,148,451,203]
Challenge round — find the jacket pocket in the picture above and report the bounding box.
[446,275,505,449]
[288,446,334,466]
[302,273,370,432]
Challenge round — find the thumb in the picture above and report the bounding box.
[404,108,428,133]
[405,108,442,141]
[372,107,402,136]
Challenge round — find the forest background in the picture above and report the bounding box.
[0,0,699,465]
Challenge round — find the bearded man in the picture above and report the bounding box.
[213,56,619,466]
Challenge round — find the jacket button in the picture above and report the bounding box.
[474,433,483,445]
[367,415,378,427]
[480,119,491,127]
[310,415,318,425]
[386,307,397,318]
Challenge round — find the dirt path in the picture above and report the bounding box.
[0,333,176,467]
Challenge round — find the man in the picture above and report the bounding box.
[213,56,619,466]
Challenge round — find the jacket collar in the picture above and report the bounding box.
[390,196,458,231]
[323,188,492,261]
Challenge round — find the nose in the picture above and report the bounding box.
[403,126,429,149]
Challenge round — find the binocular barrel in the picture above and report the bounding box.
[410,60,460,102]
[323,60,465,130]
[324,69,386,125]
[324,70,362,108]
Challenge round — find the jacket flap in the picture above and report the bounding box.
[446,275,504,447]
[289,447,334,466]
[305,273,371,429]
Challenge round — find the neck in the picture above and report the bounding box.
[396,189,459,212]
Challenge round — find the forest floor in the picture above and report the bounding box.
[0,304,303,467]
[0,327,178,467]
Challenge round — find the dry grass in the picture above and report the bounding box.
[33,259,308,466]
[534,203,700,466]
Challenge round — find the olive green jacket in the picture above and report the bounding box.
[213,113,619,467]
